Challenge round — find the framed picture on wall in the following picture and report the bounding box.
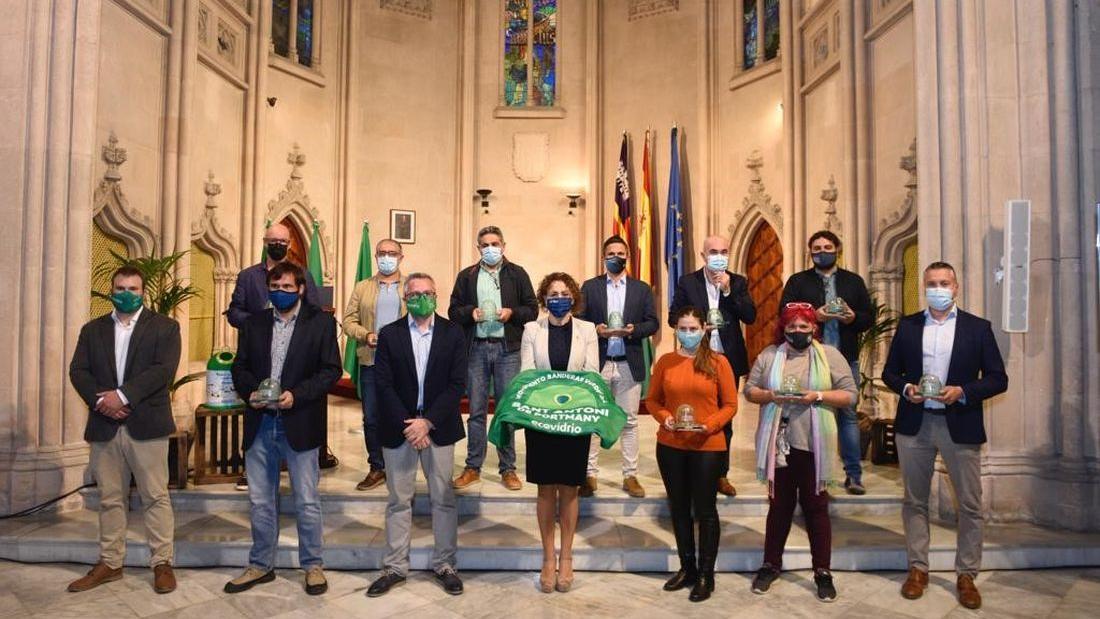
[390,209,415,244]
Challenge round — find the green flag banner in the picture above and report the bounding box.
[307,220,323,287]
[488,370,627,450]
[343,222,373,395]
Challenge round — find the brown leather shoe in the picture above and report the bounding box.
[356,469,386,491]
[579,476,597,497]
[67,562,123,592]
[453,467,480,489]
[501,470,522,491]
[622,476,645,498]
[717,477,737,497]
[153,563,176,594]
[900,567,928,600]
[957,574,982,609]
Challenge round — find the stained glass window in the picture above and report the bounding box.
[763,0,780,61]
[272,0,290,58]
[743,0,758,70]
[297,0,313,67]
[504,0,556,107]
[504,0,530,107]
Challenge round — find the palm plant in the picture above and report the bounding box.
[856,294,900,407]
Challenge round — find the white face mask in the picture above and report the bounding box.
[480,246,503,266]
[377,255,399,275]
[706,254,729,272]
[926,287,954,311]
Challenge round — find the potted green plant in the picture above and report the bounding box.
[855,294,900,461]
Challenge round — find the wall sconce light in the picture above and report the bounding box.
[566,192,582,215]
[476,188,492,214]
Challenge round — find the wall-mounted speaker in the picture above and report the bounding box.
[1002,199,1031,333]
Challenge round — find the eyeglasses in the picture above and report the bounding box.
[405,292,436,301]
[784,302,814,310]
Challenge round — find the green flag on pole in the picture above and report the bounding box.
[258,218,273,262]
[306,221,323,287]
[343,222,373,395]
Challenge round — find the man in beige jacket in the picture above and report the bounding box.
[342,238,407,489]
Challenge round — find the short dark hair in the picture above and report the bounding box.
[111,265,145,289]
[404,272,436,295]
[602,235,629,253]
[807,230,842,250]
[267,261,307,287]
[924,261,957,276]
[477,225,504,243]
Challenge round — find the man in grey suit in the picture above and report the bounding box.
[68,266,182,594]
[577,236,659,497]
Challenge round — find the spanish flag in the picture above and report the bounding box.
[636,130,655,288]
[613,133,633,274]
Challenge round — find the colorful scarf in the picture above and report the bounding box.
[754,341,839,495]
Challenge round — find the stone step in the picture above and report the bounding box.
[82,487,904,518]
[3,509,1098,573]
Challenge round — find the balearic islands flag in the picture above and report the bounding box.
[613,133,634,274]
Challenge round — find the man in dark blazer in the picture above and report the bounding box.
[447,225,538,491]
[68,266,181,594]
[882,261,1007,610]
[780,229,873,494]
[225,262,342,597]
[368,273,467,597]
[669,234,756,496]
[577,235,659,497]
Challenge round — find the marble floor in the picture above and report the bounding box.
[0,559,1097,618]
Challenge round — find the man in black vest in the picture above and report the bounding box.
[448,226,538,491]
[669,235,756,496]
[780,230,872,494]
[225,262,342,597]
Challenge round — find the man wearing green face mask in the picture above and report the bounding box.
[69,266,182,594]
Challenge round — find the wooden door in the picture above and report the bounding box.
[279,216,308,270]
[744,222,784,367]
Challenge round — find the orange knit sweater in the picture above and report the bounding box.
[645,352,738,451]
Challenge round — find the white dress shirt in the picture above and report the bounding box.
[110,306,144,404]
[409,314,435,410]
[704,276,726,353]
[606,275,627,357]
[921,305,957,409]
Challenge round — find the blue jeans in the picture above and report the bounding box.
[837,360,863,482]
[465,340,520,473]
[245,414,323,570]
[359,365,385,471]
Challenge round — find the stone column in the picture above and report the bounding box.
[0,0,101,513]
[915,0,1100,530]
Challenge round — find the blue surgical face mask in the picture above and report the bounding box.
[269,289,300,311]
[481,246,503,266]
[926,287,954,312]
[546,296,573,318]
[377,255,399,275]
[676,329,704,351]
[706,254,729,272]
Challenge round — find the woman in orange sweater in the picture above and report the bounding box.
[646,306,738,602]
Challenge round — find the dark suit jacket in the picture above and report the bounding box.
[780,268,872,363]
[447,259,538,352]
[226,261,321,329]
[232,303,342,452]
[882,309,1009,444]
[374,314,468,449]
[669,269,757,377]
[69,310,182,442]
[576,275,659,382]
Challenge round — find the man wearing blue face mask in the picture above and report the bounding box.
[342,239,408,490]
[670,235,757,496]
[780,230,872,495]
[882,261,1007,610]
[448,226,539,491]
[577,236,659,498]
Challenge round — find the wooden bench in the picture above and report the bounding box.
[192,404,246,485]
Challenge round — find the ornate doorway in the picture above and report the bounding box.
[744,221,784,367]
[280,216,309,269]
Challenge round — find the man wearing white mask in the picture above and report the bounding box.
[342,239,407,490]
[669,235,756,497]
[448,226,538,490]
[882,261,1008,610]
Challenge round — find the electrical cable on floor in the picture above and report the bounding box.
[0,482,96,519]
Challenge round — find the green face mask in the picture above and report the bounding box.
[406,293,437,318]
[110,290,144,314]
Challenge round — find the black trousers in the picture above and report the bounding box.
[657,443,725,573]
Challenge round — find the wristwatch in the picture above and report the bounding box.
[814,391,824,403]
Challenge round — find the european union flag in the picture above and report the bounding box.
[664,126,683,306]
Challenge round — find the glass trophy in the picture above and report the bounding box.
[826,296,845,315]
[707,307,726,329]
[607,311,625,330]
[253,377,282,407]
[919,374,944,398]
[479,299,499,323]
[673,404,705,432]
[778,375,804,398]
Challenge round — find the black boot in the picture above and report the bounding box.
[663,566,698,591]
[664,514,699,591]
[689,571,715,602]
